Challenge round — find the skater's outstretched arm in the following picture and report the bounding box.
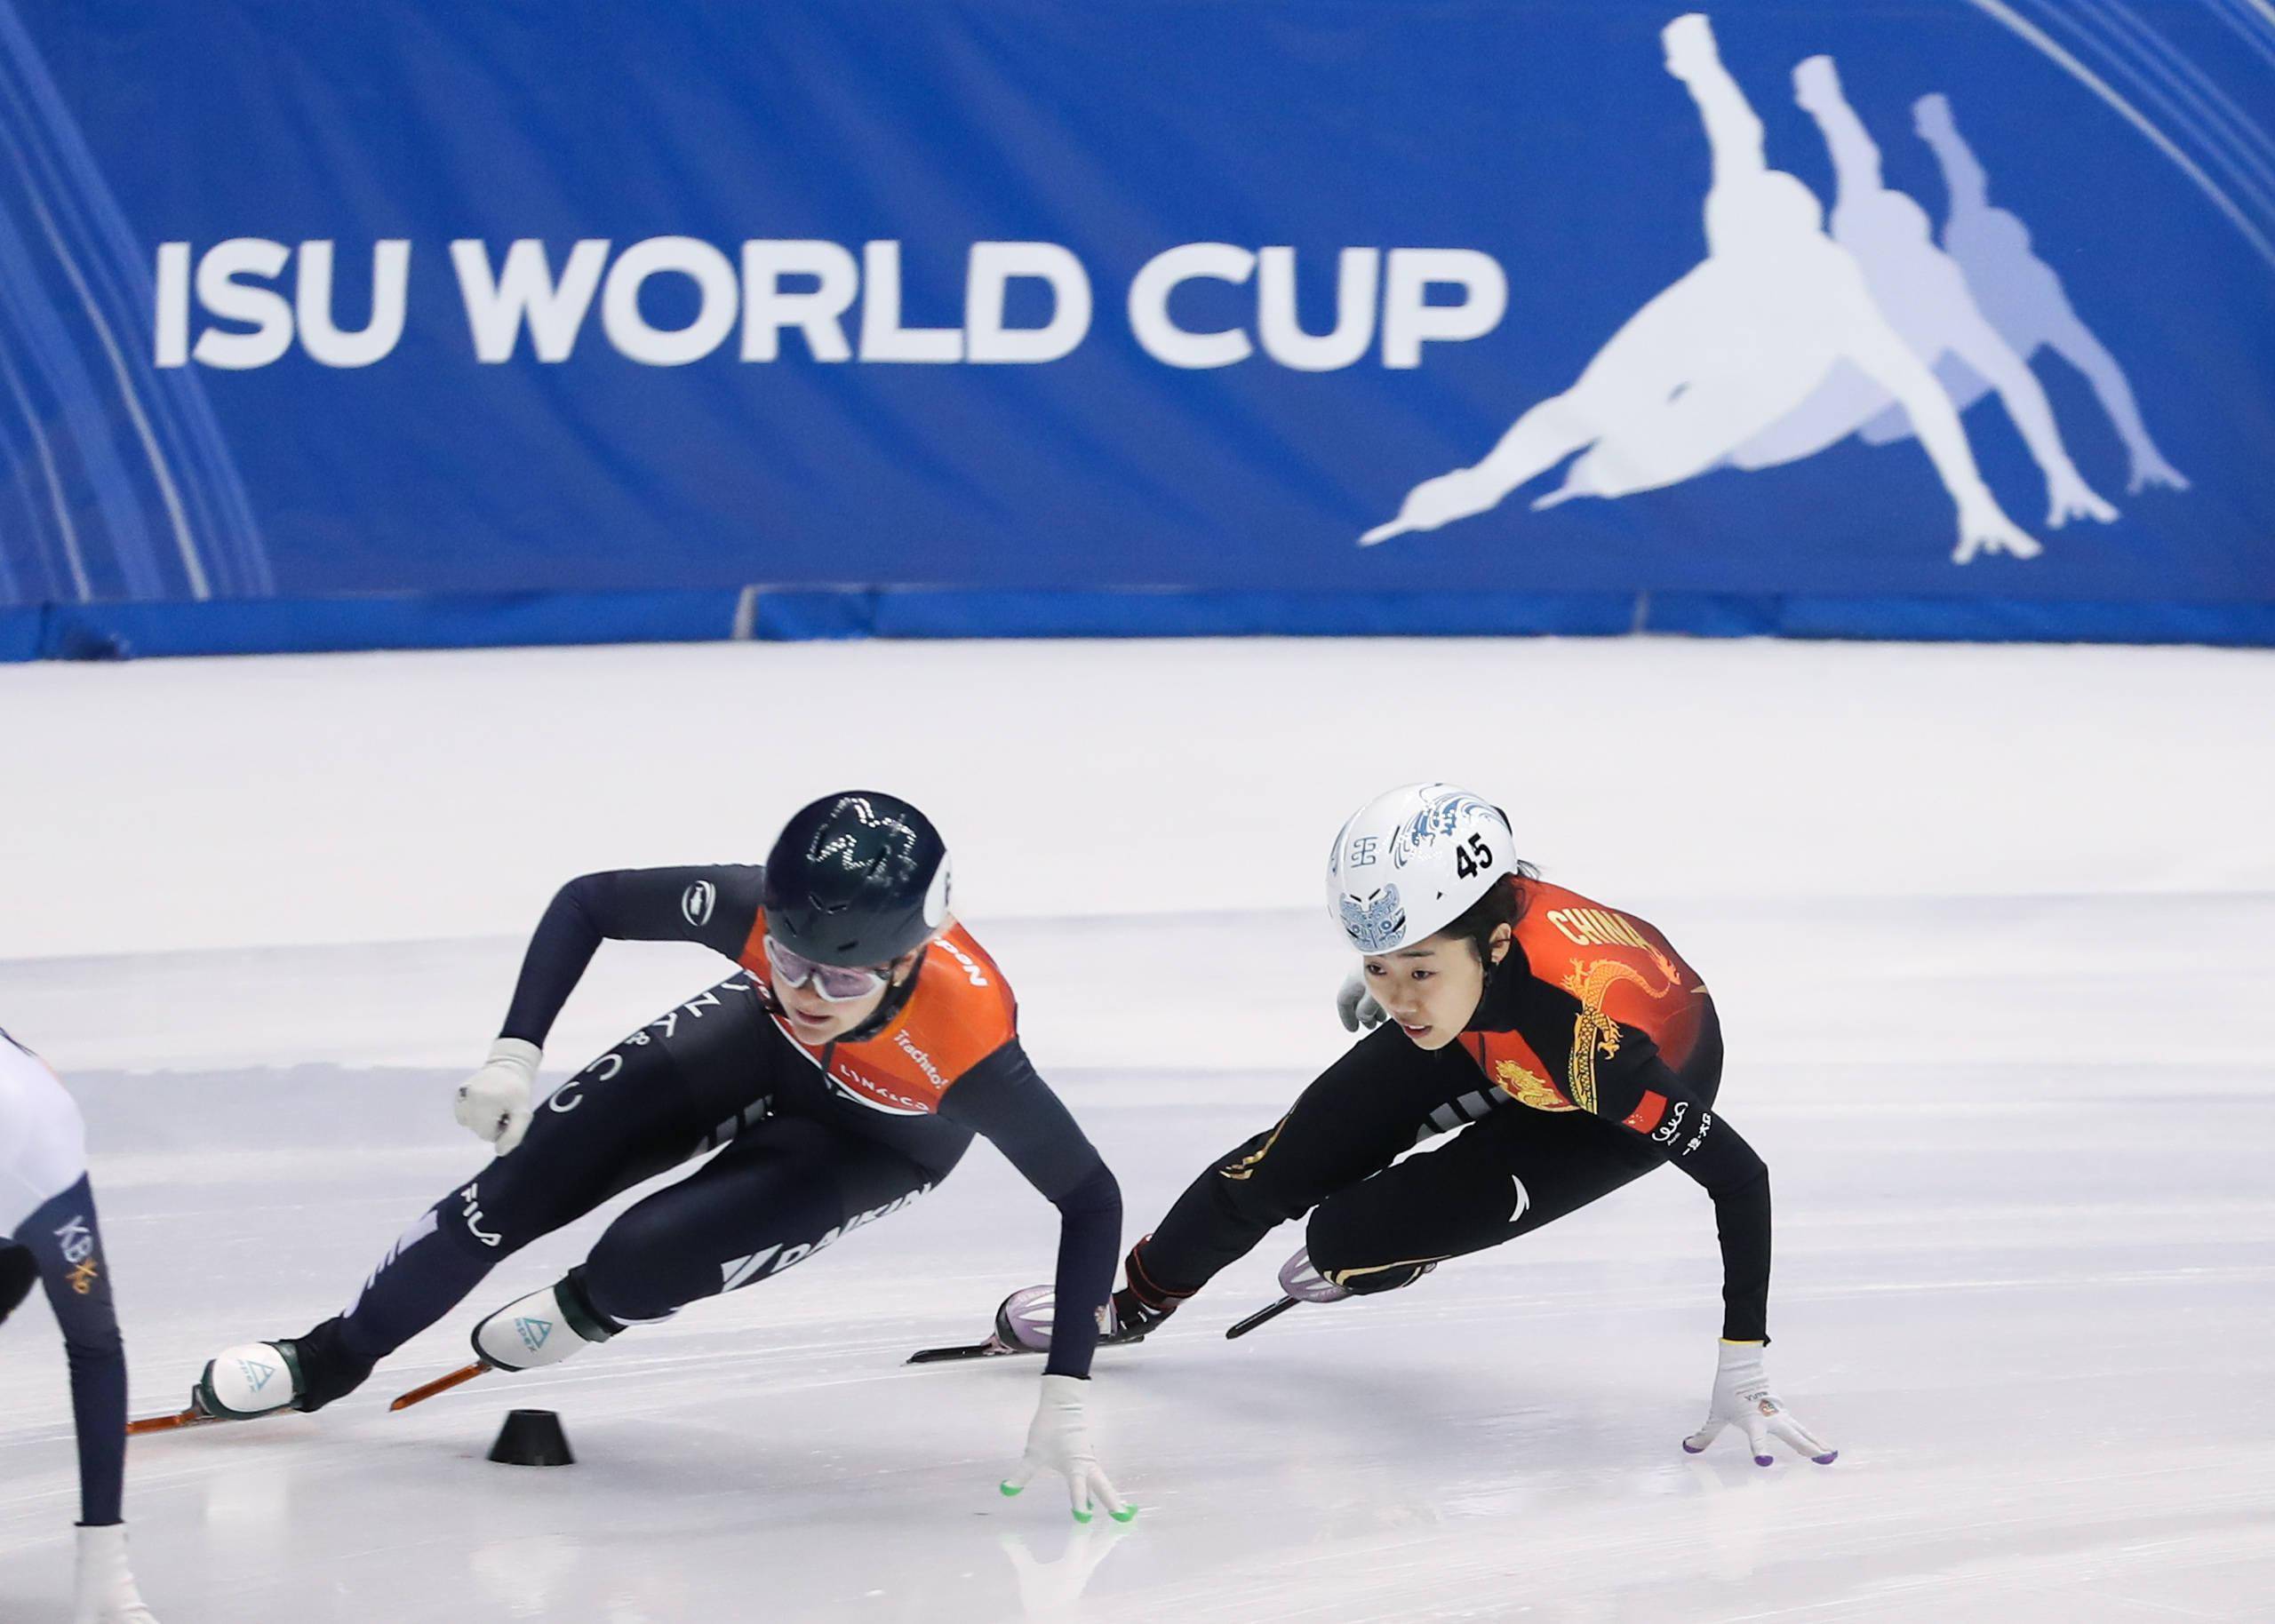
[499,865,770,1045]
[1914,95,1991,218]
[450,865,772,1155]
[940,1042,1122,1381]
[1565,1025,1771,1341]
[1663,14,1768,190]
[942,1043,1135,1522]
[1496,993,1833,1468]
[1794,56,1884,207]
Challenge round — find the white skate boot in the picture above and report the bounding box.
[473,1275,619,1372]
[195,1341,304,1420]
[190,1318,374,1421]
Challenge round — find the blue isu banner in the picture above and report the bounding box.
[1,0,2271,657]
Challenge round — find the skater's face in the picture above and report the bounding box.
[770,949,921,1043]
[1361,926,1511,1051]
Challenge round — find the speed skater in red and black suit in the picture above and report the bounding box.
[998,782,1835,1469]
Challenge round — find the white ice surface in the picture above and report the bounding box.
[2,635,2272,1622]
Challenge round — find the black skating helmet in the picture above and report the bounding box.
[762,791,951,967]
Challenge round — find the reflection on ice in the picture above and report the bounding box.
[469,1535,579,1620]
[1002,1520,1134,1623]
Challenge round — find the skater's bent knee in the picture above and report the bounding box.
[1337,1260,1435,1295]
[1213,1166,1312,1228]
[1305,1201,1441,1295]
[581,1215,699,1321]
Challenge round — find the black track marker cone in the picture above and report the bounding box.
[487,1408,575,1466]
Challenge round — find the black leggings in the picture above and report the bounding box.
[332,976,968,1373]
[3,1176,126,1524]
[1144,1007,1724,1296]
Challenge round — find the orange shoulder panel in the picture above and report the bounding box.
[1519,881,1697,987]
[734,904,772,981]
[1516,880,1708,1060]
[884,923,1020,1083]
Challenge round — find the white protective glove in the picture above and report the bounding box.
[1681,1340,1838,1468]
[75,1524,158,1624]
[1336,967,1386,1033]
[1000,1373,1134,1524]
[451,1038,540,1156]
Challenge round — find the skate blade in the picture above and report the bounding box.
[906,1336,1026,1365]
[127,1405,223,1436]
[129,1385,276,1434]
[908,1323,1155,1364]
[389,1360,491,1411]
[1225,1295,1301,1340]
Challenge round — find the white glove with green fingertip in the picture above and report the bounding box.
[1001,1373,1135,1524]
[1682,1339,1838,1467]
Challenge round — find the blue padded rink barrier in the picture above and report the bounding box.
[0,1,2267,655]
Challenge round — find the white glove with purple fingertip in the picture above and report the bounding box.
[1682,1340,1837,1467]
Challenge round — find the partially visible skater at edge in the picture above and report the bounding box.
[1,1027,161,1622]
[183,792,1133,1520]
[997,784,1835,1469]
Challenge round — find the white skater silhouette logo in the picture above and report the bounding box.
[1730,56,2117,535]
[1856,93,2190,496]
[1362,14,2183,566]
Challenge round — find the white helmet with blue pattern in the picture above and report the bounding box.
[1325,783,1519,954]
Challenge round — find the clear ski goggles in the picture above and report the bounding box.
[763,935,893,1002]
